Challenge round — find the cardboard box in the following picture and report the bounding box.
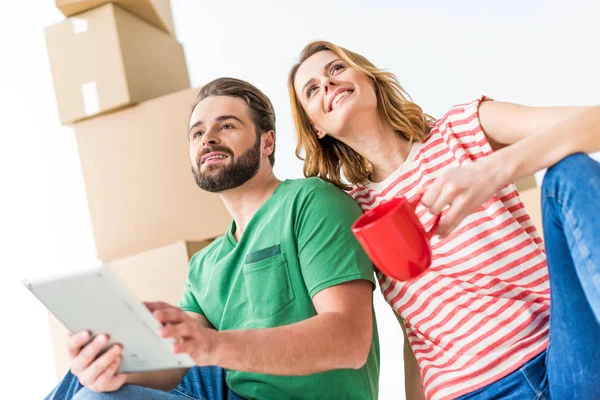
[46,3,189,124]
[49,240,213,379]
[515,175,537,192]
[519,186,543,237]
[75,87,231,261]
[56,0,175,35]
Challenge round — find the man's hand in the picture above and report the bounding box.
[67,331,127,392]
[146,301,218,366]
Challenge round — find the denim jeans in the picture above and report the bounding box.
[459,153,600,399]
[45,366,244,400]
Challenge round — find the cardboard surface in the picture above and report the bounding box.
[519,186,543,237]
[74,87,230,261]
[48,240,213,379]
[56,0,175,35]
[46,3,189,124]
[514,175,537,192]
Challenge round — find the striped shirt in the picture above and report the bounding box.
[349,97,550,400]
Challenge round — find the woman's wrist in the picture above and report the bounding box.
[481,148,519,189]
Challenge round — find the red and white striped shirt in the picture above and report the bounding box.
[349,97,550,400]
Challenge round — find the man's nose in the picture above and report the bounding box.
[201,128,220,147]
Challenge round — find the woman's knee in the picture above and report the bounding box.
[542,153,597,195]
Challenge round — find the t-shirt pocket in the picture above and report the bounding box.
[243,246,295,317]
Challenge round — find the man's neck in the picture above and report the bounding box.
[219,166,282,241]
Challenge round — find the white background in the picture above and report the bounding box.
[1,1,599,398]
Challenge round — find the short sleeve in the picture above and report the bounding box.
[294,180,375,298]
[437,96,495,164]
[178,255,205,315]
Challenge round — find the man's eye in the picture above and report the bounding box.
[221,124,234,130]
[193,131,204,139]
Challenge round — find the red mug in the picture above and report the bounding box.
[351,196,440,281]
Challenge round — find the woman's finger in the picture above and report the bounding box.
[428,182,459,216]
[420,178,444,210]
[436,199,467,237]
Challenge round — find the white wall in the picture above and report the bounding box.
[1,1,599,399]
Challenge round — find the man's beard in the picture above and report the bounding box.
[192,136,261,193]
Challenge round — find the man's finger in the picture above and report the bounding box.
[159,321,194,339]
[172,339,193,354]
[66,330,91,358]
[92,356,126,392]
[71,334,109,375]
[144,301,174,312]
[153,308,186,324]
[78,344,122,387]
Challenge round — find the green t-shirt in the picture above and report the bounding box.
[179,178,380,400]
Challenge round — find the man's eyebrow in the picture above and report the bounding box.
[301,58,344,96]
[188,115,245,137]
[215,115,244,125]
[188,120,204,137]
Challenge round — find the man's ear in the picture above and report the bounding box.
[262,130,276,157]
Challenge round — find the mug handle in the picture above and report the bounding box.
[409,195,441,240]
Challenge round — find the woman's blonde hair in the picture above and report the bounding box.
[288,40,434,190]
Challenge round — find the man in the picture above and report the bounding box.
[46,78,380,400]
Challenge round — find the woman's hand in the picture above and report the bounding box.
[419,159,507,237]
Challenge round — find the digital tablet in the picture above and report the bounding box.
[23,264,195,373]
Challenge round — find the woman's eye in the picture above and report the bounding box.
[331,64,345,74]
[307,86,317,98]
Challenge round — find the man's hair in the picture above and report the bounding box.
[194,77,276,166]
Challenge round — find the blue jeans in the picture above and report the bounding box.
[459,154,600,399]
[45,366,245,400]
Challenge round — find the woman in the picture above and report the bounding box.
[288,41,600,400]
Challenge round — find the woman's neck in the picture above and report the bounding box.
[342,121,413,183]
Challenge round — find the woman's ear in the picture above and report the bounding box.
[313,125,326,139]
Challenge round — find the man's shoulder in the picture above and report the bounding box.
[282,177,362,218]
[189,235,226,266]
[283,177,349,199]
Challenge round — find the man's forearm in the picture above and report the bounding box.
[211,312,372,375]
[125,368,189,391]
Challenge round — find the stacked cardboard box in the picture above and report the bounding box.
[46,1,189,124]
[45,1,231,377]
[74,87,230,261]
[515,176,543,237]
[56,0,175,35]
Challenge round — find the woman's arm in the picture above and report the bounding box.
[478,101,600,183]
[395,313,426,400]
[421,101,600,236]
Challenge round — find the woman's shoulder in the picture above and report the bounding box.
[433,96,491,130]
